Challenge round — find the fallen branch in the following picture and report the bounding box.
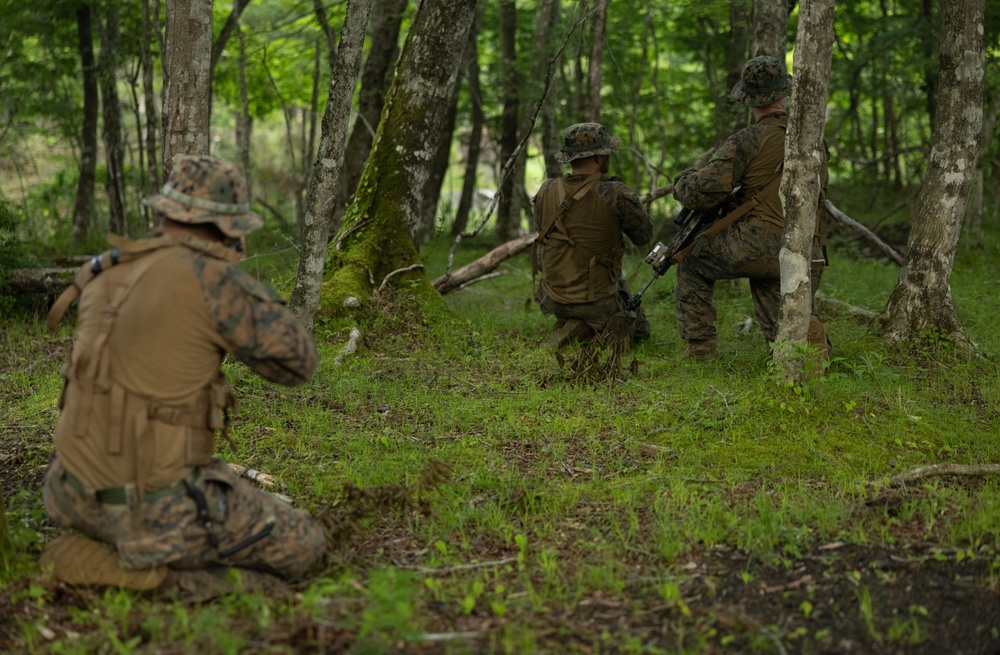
[814,291,877,319]
[826,200,905,266]
[398,556,518,575]
[4,267,75,296]
[433,233,536,294]
[888,463,1000,488]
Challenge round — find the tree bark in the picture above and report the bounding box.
[322,0,477,315]
[873,0,984,350]
[289,0,375,331]
[418,53,463,244]
[211,0,253,78]
[334,0,408,230]
[452,7,484,237]
[716,0,749,142]
[750,0,788,59]
[494,0,520,247]
[235,20,253,202]
[140,0,160,228]
[98,5,127,236]
[72,5,99,243]
[772,0,834,381]
[162,0,213,177]
[586,0,608,122]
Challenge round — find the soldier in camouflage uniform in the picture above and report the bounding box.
[672,56,829,359]
[42,156,325,598]
[532,123,653,346]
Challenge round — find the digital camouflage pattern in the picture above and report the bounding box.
[728,55,792,108]
[672,99,829,349]
[45,457,324,581]
[45,221,323,592]
[674,217,825,343]
[142,155,263,237]
[554,123,621,164]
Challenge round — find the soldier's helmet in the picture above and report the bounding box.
[728,56,792,108]
[142,156,263,237]
[554,122,621,164]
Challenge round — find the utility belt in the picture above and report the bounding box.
[62,467,197,505]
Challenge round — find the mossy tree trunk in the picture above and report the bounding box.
[772,0,834,382]
[289,0,374,331]
[162,0,212,177]
[873,0,984,350]
[321,0,477,316]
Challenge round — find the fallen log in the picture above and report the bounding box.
[4,267,75,296]
[826,200,905,266]
[433,233,536,295]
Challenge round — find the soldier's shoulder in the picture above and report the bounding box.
[183,252,284,304]
[597,177,643,207]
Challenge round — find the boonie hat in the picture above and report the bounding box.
[142,156,263,237]
[729,56,792,108]
[555,122,621,164]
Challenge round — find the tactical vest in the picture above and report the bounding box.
[48,234,238,495]
[534,175,625,304]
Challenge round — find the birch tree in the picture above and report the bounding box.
[289,0,374,331]
[873,0,985,350]
[772,0,835,381]
[320,0,477,316]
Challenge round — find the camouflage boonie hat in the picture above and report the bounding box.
[729,56,792,108]
[555,122,621,164]
[142,156,263,237]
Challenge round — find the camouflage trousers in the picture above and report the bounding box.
[675,217,825,343]
[536,279,650,342]
[44,455,325,582]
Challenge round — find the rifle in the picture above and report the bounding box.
[625,206,718,312]
[625,165,785,313]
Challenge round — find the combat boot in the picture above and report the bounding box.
[40,534,169,591]
[684,337,718,360]
[542,319,594,350]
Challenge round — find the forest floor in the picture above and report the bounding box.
[1,226,999,654]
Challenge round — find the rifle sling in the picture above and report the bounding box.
[670,166,784,265]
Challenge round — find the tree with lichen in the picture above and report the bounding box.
[872,0,984,351]
[318,0,477,318]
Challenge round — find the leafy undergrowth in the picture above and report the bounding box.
[1,232,999,654]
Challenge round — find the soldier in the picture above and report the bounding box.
[672,56,829,359]
[532,122,653,347]
[41,155,325,598]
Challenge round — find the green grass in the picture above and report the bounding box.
[1,224,999,654]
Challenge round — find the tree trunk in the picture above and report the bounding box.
[772,0,835,382]
[72,5,99,243]
[750,0,788,59]
[873,0,984,349]
[322,0,477,315]
[98,5,127,236]
[211,0,252,79]
[334,0,408,230]
[494,0,520,247]
[140,0,160,229]
[587,0,608,122]
[0,488,11,563]
[162,0,213,177]
[716,0,749,142]
[236,21,253,202]
[452,7,484,237]
[289,0,374,331]
[418,55,463,244]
